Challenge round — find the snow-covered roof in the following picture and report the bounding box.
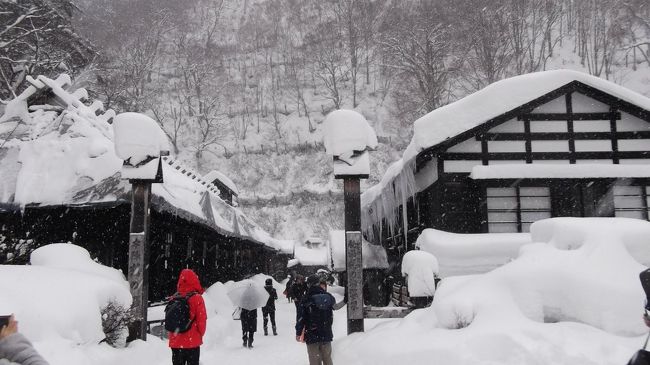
[361,70,650,238]
[328,230,389,271]
[471,163,650,179]
[403,69,650,163]
[203,170,239,195]
[0,74,286,253]
[293,240,329,267]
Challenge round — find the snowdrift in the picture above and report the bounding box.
[336,217,650,365]
[0,244,131,344]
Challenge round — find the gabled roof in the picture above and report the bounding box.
[402,69,650,164]
[361,69,650,239]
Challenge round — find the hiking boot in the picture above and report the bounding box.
[264,328,268,336]
[272,326,277,336]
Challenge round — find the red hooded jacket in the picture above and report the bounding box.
[168,269,207,349]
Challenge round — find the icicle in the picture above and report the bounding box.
[362,159,418,244]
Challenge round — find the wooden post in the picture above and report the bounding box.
[127,181,152,341]
[344,178,364,334]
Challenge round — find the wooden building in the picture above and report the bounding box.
[362,70,650,276]
[0,74,291,302]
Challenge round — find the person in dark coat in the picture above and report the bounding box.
[284,275,294,303]
[240,308,257,349]
[168,269,207,365]
[295,275,340,365]
[291,275,308,321]
[262,278,278,336]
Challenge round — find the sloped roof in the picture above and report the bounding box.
[361,69,650,240]
[403,69,650,163]
[0,74,288,253]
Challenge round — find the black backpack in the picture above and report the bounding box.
[164,293,195,333]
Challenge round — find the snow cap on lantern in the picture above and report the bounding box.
[113,112,169,181]
[323,109,378,178]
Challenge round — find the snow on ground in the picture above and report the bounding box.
[336,217,650,365]
[2,217,650,365]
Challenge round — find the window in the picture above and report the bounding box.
[186,237,193,259]
[164,233,172,258]
[487,186,551,233]
[614,186,649,220]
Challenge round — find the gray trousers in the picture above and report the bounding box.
[307,342,333,365]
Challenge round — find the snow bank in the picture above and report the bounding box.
[328,230,389,271]
[434,218,647,335]
[336,217,649,365]
[401,251,439,297]
[0,244,131,344]
[415,229,531,277]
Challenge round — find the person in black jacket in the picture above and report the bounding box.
[295,275,342,365]
[291,275,308,321]
[240,308,257,349]
[262,278,278,336]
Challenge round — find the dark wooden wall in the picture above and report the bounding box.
[0,203,288,302]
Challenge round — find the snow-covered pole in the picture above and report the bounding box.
[323,110,378,335]
[113,112,168,341]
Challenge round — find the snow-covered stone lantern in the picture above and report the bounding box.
[113,112,169,341]
[323,109,378,334]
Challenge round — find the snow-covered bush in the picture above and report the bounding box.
[100,299,134,347]
[401,250,439,297]
[0,243,131,343]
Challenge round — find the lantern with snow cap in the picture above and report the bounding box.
[323,109,377,335]
[113,112,169,341]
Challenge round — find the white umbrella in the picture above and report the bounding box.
[227,282,270,310]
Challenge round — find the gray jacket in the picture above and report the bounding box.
[0,333,49,365]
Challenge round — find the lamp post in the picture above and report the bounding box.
[113,112,168,341]
[323,110,377,334]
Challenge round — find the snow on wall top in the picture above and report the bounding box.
[471,163,650,179]
[0,74,286,253]
[415,228,531,277]
[328,230,389,271]
[323,109,378,156]
[203,170,239,195]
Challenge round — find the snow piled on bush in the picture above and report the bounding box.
[401,250,439,297]
[0,243,131,344]
[336,217,650,365]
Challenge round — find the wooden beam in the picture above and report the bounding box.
[479,131,650,141]
[610,106,619,164]
[440,151,650,160]
[517,112,621,121]
[566,93,576,163]
[364,306,414,319]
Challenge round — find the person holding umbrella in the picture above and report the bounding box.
[240,308,257,348]
[227,281,270,349]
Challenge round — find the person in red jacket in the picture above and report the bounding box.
[168,269,207,365]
